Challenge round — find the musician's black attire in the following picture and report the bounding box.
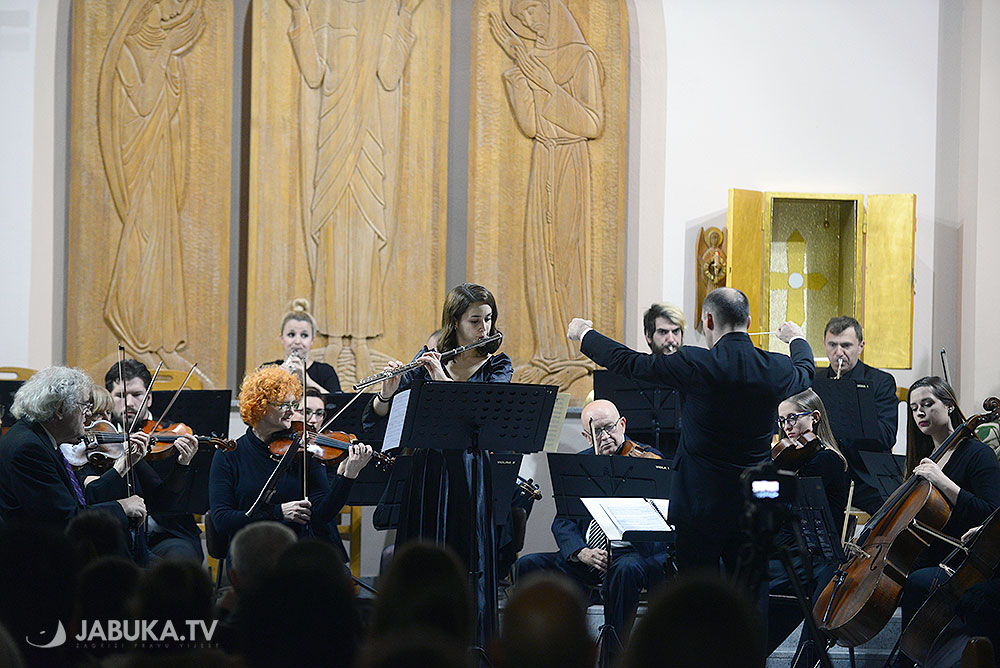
[268,359,341,394]
[579,329,815,574]
[515,442,669,657]
[209,428,354,560]
[78,456,202,562]
[766,446,849,654]
[892,438,1000,667]
[812,360,898,513]
[362,347,513,645]
[0,420,128,529]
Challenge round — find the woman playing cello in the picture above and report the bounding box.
[892,377,1000,667]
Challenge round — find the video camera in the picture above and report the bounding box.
[741,462,798,509]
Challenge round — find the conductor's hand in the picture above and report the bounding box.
[337,443,373,479]
[567,318,594,341]
[117,495,147,522]
[577,547,608,573]
[281,499,312,525]
[776,321,805,343]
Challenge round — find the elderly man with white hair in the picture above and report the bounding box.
[0,366,145,529]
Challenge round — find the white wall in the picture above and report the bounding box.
[0,2,37,366]
[660,1,940,397]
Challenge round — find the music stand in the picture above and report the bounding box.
[593,370,680,454]
[858,451,904,502]
[325,392,382,444]
[795,477,846,564]
[0,380,24,431]
[386,379,557,647]
[148,389,232,514]
[547,452,673,666]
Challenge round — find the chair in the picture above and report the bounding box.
[338,505,362,578]
[203,511,230,590]
[152,368,204,391]
[0,367,35,381]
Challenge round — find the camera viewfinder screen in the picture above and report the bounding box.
[751,480,781,499]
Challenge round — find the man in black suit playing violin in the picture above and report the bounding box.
[569,287,814,576]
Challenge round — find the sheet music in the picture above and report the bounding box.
[543,392,571,452]
[581,497,672,540]
[382,389,411,452]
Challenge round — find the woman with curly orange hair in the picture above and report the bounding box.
[209,365,371,551]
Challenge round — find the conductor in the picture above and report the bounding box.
[568,287,814,574]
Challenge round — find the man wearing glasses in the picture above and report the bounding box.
[515,399,669,659]
[0,366,145,529]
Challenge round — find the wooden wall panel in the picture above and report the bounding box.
[246,0,450,385]
[67,0,232,387]
[468,0,629,404]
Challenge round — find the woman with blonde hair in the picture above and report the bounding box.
[270,298,341,394]
[209,365,370,555]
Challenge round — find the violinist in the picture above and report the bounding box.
[93,360,202,562]
[515,399,669,663]
[271,298,342,394]
[893,377,1000,668]
[0,366,145,531]
[209,366,371,551]
[766,388,849,657]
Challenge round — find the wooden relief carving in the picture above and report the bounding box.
[247,1,450,385]
[67,0,232,386]
[470,0,628,403]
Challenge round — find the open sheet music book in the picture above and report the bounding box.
[581,497,673,541]
[382,388,411,452]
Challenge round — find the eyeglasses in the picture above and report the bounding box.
[776,411,812,429]
[304,409,326,419]
[585,418,622,440]
[77,400,95,415]
[269,401,298,412]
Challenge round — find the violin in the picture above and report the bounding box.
[770,432,822,471]
[83,419,236,461]
[61,424,125,471]
[268,422,394,470]
[617,440,663,460]
[516,475,543,500]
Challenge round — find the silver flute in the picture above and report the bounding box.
[353,332,503,391]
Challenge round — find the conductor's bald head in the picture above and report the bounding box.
[701,288,750,347]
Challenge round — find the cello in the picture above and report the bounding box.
[812,396,1000,647]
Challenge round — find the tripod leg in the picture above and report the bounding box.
[776,547,835,668]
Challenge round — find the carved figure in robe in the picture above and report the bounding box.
[97,0,207,382]
[490,0,604,389]
[285,0,421,380]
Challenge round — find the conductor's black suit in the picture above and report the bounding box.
[580,330,814,572]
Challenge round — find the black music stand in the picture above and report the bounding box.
[858,451,904,503]
[593,370,681,456]
[149,389,232,514]
[795,477,846,564]
[547,452,674,667]
[0,380,24,431]
[387,379,557,648]
[325,392,382,444]
[349,456,404,509]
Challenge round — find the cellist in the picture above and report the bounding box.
[893,377,1000,668]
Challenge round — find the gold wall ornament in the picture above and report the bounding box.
[67,0,232,386]
[246,0,450,386]
[726,190,915,369]
[695,226,727,326]
[470,0,628,404]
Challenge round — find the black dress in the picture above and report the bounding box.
[362,347,513,642]
[267,359,342,394]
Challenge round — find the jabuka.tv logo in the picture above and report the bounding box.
[27,619,218,649]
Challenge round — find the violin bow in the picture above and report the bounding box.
[116,345,134,497]
[316,391,366,434]
[144,363,198,436]
[300,359,308,499]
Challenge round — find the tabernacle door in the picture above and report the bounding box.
[862,194,916,369]
[726,189,765,335]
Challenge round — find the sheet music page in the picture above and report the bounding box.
[543,392,571,452]
[382,389,411,452]
[581,497,672,540]
[648,498,670,522]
